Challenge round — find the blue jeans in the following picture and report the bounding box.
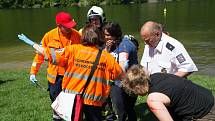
[110,85,137,121]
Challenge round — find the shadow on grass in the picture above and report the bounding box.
[135,102,158,121]
[0,79,15,85]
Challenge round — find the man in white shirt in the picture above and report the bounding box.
[140,21,198,77]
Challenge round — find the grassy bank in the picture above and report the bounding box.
[0,68,214,121]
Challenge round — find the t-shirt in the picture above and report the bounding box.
[149,73,214,120]
[110,36,138,67]
[110,36,138,87]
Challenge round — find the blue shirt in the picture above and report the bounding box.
[110,35,138,68]
[110,36,138,87]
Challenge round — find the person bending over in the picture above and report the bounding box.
[122,64,214,121]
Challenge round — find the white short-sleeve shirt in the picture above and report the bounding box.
[140,33,198,75]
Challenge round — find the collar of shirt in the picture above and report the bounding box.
[154,33,165,53]
[53,27,73,41]
[52,27,61,41]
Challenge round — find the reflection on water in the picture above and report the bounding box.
[189,42,215,76]
[0,0,215,75]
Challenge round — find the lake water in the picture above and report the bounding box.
[0,0,215,75]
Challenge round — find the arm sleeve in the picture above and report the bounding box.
[30,34,48,75]
[118,38,136,70]
[107,54,123,80]
[63,46,71,66]
[30,54,44,75]
[43,45,69,67]
[118,38,132,54]
[172,43,198,72]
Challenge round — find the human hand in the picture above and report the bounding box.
[18,34,35,46]
[105,40,114,52]
[29,74,38,84]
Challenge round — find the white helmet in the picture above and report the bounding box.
[87,6,106,23]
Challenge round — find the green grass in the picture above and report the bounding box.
[0,69,215,121]
[0,68,51,121]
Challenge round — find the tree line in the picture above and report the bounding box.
[0,0,148,9]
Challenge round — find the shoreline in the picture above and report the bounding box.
[0,61,214,77]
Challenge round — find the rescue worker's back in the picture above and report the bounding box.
[61,44,122,106]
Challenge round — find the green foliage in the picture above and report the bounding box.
[105,0,121,5]
[88,0,104,5]
[79,0,104,6]
[0,0,148,8]
[0,0,14,8]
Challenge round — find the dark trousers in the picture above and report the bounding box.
[196,101,215,121]
[83,104,103,121]
[169,102,215,121]
[48,75,63,102]
[110,85,137,121]
[48,75,63,121]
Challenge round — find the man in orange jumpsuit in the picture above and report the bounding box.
[29,11,81,121]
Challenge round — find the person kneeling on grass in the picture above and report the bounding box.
[122,64,214,121]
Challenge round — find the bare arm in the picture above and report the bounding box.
[147,92,173,121]
[174,71,192,78]
[119,52,129,72]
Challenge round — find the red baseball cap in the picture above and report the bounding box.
[56,12,76,28]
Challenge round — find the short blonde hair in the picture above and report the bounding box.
[122,65,150,96]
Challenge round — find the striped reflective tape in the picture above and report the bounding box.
[44,51,48,61]
[47,73,56,79]
[50,48,57,65]
[62,89,107,102]
[64,72,111,86]
[82,93,106,102]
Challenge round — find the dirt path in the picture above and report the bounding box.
[0,61,32,71]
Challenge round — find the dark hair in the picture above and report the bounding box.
[81,23,104,47]
[103,22,122,41]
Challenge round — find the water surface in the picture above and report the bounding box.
[0,0,215,75]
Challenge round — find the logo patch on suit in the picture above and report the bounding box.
[176,53,186,63]
[166,42,175,51]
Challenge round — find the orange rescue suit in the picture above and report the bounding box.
[45,44,122,106]
[30,27,81,84]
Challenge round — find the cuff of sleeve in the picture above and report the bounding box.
[178,66,198,72]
